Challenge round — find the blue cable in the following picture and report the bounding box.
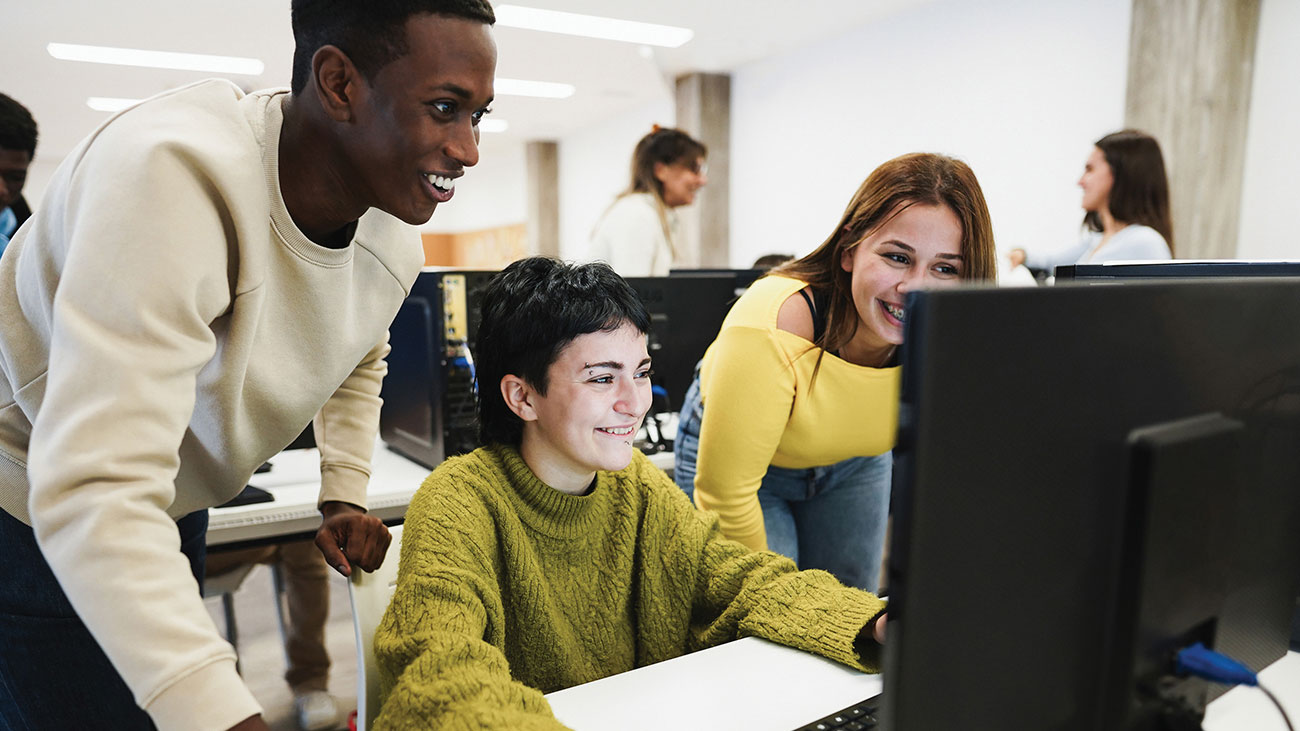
[1175,642,1257,686]
[1174,643,1295,731]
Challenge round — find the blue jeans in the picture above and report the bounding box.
[0,507,208,730]
[674,371,891,592]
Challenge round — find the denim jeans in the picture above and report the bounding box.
[674,370,891,592]
[0,507,208,730]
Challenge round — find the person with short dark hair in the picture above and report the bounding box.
[752,252,795,270]
[373,257,888,728]
[0,92,38,252]
[0,2,497,730]
[1009,129,1173,272]
[586,126,708,276]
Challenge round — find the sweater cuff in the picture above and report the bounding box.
[318,461,370,510]
[144,657,262,731]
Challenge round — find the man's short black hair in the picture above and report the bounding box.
[474,257,653,447]
[290,0,496,95]
[0,93,38,158]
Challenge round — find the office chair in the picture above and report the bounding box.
[202,562,287,676]
[347,524,403,731]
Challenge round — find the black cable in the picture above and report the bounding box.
[1259,683,1296,731]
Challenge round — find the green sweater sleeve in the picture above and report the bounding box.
[373,470,571,730]
[681,497,888,672]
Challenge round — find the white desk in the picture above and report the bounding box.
[545,637,1300,731]
[545,637,881,731]
[206,443,430,550]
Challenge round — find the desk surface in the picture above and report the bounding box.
[206,443,430,550]
[545,637,1300,731]
[545,637,880,731]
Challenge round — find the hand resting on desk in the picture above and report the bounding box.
[315,501,391,577]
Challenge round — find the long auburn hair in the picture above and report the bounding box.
[1083,129,1174,254]
[774,153,996,368]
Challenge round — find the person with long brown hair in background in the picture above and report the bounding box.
[674,153,997,591]
[1009,129,1173,274]
[586,126,707,277]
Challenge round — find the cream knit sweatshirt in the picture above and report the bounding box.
[0,80,423,729]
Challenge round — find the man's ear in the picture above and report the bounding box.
[500,375,539,422]
[311,45,362,123]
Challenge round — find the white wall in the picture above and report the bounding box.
[555,97,676,261]
[728,0,1131,269]
[1236,0,1300,260]
[418,137,527,234]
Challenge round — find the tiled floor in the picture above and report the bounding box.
[203,564,359,731]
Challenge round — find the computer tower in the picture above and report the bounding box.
[380,269,495,469]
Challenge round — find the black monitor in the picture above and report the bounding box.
[1056,260,1300,281]
[883,280,1300,730]
[625,272,752,414]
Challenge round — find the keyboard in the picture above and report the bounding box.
[794,693,881,730]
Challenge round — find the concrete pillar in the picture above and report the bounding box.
[674,72,731,268]
[526,140,560,257]
[1124,0,1261,259]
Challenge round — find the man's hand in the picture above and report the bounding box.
[315,501,391,577]
[872,612,888,644]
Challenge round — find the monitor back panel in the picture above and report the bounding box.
[885,280,1300,730]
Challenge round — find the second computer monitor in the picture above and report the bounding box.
[884,280,1300,730]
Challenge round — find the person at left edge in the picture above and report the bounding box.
[0,92,37,255]
[0,2,497,730]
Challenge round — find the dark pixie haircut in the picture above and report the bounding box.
[289,0,496,95]
[474,257,652,446]
[1084,129,1175,255]
[0,93,38,157]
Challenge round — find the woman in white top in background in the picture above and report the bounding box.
[587,126,708,277]
[1010,129,1173,274]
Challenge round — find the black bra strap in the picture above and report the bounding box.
[797,287,829,345]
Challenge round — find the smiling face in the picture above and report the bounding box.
[342,13,497,225]
[1078,145,1114,215]
[839,203,965,365]
[510,322,653,494]
[654,156,708,207]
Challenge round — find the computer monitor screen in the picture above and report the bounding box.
[1055,260,1300,281]
[884,280,1300,730]
[624,272,751,414]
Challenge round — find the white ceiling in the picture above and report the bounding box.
[2,0,932,164]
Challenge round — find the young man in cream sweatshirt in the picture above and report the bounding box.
[0,1,497,729]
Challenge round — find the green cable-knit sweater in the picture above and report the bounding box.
[373,444,887,730]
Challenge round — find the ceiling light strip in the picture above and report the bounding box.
[494,5,693,48]
[86,97,141,112]
[87,96,510,133]
[495,77,574,99]
[49,42,265,75]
